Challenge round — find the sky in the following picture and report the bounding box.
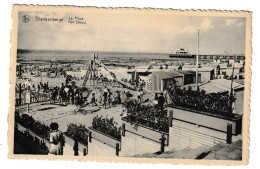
[17,10,246,55]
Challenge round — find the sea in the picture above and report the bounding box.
[17,49,171,61]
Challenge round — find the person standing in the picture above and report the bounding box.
[49,123,65,155]
[154,93,159,108]
[158,92,165,111]
[103,86,108,108]
[116,91,121,104]
[163,89,168,105]
[137,89,143,104]
[107,89,112,107]
[37,84,40,92]
[91,93,97,106]
[32,84,35,91]
[49,89,53,104]
[159,134,166,153]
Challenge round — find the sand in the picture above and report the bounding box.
[17,102,125,133]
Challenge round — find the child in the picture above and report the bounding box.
[91,93,97,106]
[49,123,64,155]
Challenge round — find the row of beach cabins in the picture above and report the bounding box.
[128,60,245,115]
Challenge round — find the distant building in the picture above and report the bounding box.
[174,48,189,54]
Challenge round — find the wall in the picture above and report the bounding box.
[145,76,152,91]
[120,131,170,157]
[162,79,174,91]
[200,71,213,83]
[173,76,183,87]
[226,68,242,76]
[167,106,242,150]
[63,135,87,156]
[168,119,226,150]
[151,74,165,92]
[152,74,158,91]
[88,138,117,157]
[185,74,194,85]
[234,88,244,115]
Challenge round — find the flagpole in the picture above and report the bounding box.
[195,29,199,91]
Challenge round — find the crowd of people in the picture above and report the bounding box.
[31,81,85,106]
[90,86,133,109]
[21,74,173,111]
[49,83,85,106]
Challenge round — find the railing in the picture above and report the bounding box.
[15,91,50,106]
[16,122,88,156]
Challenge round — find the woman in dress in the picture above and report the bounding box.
[49,123,65,155]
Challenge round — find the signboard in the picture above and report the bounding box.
[25,91,31,104]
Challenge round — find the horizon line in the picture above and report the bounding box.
[17,48,245,56]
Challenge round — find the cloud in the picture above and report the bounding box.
[237,22,244,27]
[182,17,213,34]
[17,11,245,54]
[182,25,196,33]
[225,19,237,26]
[199,18,213,30]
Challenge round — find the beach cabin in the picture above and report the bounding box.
[175,70,201,86]
[167,71,185,87]
[167,65,182,71]
[202,64,220,78]
[198,68,215,82]
[226,66,244,77]
[150,71,175,92]
[182,67,214,83]
[183,79,244,115]
[201,79,244,115]
[219,63,229,75]
[182,65,201,70]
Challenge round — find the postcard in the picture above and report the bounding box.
[9,5,251,165]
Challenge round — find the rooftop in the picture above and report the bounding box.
[168,71,184,77]
[153,71,174,79]
[182,67,214,72]
[175,70,197,75]
[210,79,244,90]
[183,79,244,94]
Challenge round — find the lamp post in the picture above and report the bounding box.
[195,29,199,91]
